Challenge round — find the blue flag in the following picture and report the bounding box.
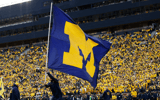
[48,6,111,88]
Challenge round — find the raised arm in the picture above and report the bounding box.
[47,72,58,83]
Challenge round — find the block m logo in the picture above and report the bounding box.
[63,21,98,78]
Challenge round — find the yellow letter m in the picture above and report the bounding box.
[63,21,98,78]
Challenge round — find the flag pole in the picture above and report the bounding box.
[45,2,53,82]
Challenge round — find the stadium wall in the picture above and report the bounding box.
[0,0,160,46]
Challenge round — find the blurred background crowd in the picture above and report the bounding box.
[0,26,160,100]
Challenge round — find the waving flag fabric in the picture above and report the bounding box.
[48,6,111,88]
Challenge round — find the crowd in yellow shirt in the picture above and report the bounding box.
[0,27,159,99]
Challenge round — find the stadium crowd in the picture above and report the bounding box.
[0,26,160,100]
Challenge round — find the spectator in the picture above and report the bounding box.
[117,92,122,100]
[10,82,20,100]
[102,87,112,100]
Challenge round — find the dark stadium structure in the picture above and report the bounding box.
[0,0,160,47]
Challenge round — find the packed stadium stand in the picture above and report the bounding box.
[0,26,160,99]
[0,0,160,99]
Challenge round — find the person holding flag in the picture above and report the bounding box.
[44,69,63,100]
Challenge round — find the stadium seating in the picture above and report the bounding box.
[0,26,160,99]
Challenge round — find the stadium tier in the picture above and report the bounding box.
[0,0,160,46]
